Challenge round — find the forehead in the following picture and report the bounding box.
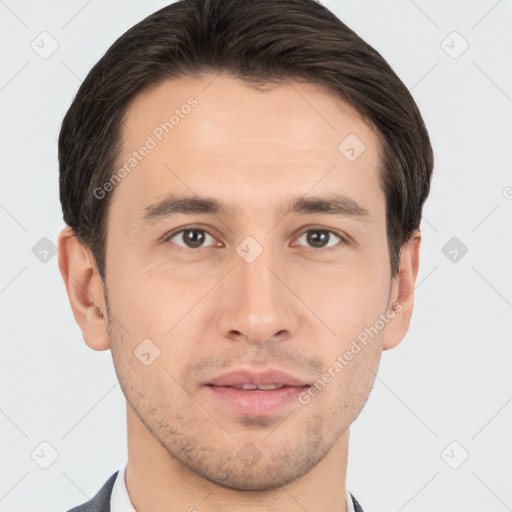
[121,73,379,156]
[111,73,383,227]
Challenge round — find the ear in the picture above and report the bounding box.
[57,226,110,351]
[382,229,421,351]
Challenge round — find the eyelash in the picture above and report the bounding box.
[163,225,350,251]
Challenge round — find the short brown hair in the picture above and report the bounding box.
[59,0,433,281]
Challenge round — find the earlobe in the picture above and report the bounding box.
[382,230,421,351]
[57,226,110,351]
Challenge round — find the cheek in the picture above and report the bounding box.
[312,326,382,413]
[306,262,390,341]
[307,265,389,388]
[108,260,210,337]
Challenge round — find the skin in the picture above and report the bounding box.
[58,73,421,512]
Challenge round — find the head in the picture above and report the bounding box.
[58,0,433,492]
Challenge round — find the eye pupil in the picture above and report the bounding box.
[184,229,205,248]
[307,230,329,248]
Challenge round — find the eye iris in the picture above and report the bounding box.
[183,229,205,248]
[307,230,329,248]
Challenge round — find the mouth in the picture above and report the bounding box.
[204,368,312,417]
[206,368,311,388]
[209,383,307,391]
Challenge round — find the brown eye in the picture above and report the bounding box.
[295,229,344,249]
[166,228,216,249]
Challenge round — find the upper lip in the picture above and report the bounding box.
[207,369,310,387]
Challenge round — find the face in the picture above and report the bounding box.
[100,73,396,490]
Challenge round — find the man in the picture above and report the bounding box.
[58,0,433,510]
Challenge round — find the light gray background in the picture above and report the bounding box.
[0,1,511,511]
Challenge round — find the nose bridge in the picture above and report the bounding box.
[237,236,282,315]
[219,234,296,343]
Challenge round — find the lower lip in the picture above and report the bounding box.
[205,385,309,417]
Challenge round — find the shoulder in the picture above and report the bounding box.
[350,492,366,512]
[64,471,119,512]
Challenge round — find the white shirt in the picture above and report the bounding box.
[111,462,356,512]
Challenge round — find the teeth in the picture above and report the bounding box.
[232,383,285,390]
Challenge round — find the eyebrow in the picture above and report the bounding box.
[137,193,370,227]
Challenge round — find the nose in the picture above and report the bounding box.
[217,245,299,346]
